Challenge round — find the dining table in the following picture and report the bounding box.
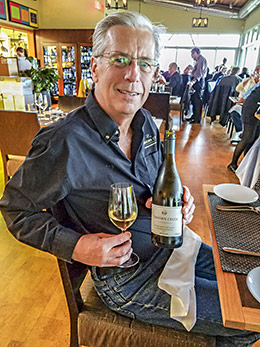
[203,184,260,332]
[170,96,182,125]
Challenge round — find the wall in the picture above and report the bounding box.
[38,0,104,29]
[0,0,252,35]
[244,5,260,32]
[38,0,244,33]
[0,0,40,30]
[127,1,245,34]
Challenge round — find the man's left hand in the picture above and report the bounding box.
[145,185,195,225]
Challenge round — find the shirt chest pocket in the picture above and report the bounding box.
[139,146,161,189]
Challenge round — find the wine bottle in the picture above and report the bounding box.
[151,130,183,248]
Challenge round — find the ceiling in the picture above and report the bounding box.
[143,0,260,18]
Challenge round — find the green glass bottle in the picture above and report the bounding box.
[151,130,183,248]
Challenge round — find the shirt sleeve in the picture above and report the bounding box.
[191,56,207,83]
[0,131,82,262]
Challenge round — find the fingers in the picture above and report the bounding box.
[145,197,152,209]
[72,232,132,267]
[109,242,133,267]
[183,203,195,225]
[183,185,195,225]
[100,232,133,266]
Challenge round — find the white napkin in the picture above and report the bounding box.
[158,226,202,331]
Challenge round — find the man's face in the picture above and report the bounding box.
[191,51,199,61]
[91,25,156,121]
[168,64,176,74]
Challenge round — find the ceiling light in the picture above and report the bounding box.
[192,17,208,27]
[106,0,128,9]
[194,0,217,7]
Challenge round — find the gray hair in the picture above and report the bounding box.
[92,11,165,61]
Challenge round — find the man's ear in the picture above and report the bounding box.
[91,56,99,83]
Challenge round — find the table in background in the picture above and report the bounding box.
[170,96,182,125]
[203,184,260,332]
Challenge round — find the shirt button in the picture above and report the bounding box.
[105,135,110,140]
[115,130,119,135]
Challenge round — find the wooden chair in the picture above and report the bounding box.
[0,110,40,184]
[143,92,170,129]
[57,259,216,347]
[58,96,86,113]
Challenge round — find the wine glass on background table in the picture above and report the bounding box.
[108,182,139,268]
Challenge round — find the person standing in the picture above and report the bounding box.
[187,47,208,123]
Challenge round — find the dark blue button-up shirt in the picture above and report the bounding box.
[0,91,163,262]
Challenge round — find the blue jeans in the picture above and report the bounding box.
[91,243,260,347]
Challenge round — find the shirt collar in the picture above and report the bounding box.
[85,90,120,143]
[85,89,146,144]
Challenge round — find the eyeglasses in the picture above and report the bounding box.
[96,51,158,73]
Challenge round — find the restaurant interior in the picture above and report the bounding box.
[0,0,260,346]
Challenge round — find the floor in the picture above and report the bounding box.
[0,114,259,347]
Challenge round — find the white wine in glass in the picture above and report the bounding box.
[108,182,139,268]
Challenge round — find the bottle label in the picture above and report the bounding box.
[152,204,182,237]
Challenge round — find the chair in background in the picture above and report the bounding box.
[57,258,216,347]
[0,110,40,183]
[58,96,86,113]
[143,92,170,129]
[207,75,239,126]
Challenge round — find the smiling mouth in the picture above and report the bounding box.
[118,89,140,96]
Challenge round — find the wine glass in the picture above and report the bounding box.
[35,93,43,114]
[108,182,139,268]
[42,94,49,112]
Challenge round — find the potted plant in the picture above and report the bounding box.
[20,57,60,109]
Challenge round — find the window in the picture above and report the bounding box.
[159,33,240,73]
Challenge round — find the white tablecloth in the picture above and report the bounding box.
[236,136,260,188]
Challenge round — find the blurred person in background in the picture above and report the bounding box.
[229,65,260,136]
[215,57,227,73]
[187,47,208,123]
[167,62,182,96]
[16,46,32,72]
[227,84,260,172]
[239,67,250,80]
[162,62,175,82]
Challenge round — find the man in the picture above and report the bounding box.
[167,62,182,96]
[239,67,250,80]
[212,66,227,82]
[215,57,227,73]
[0,12,259,347]
[187,47,208,123]
[162,62,174,81]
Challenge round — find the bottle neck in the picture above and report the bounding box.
[164,129,176,158]
[165,137,175,155]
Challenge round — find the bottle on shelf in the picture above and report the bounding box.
[151,129,183,249]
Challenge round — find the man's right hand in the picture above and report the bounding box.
[72,232,132,267]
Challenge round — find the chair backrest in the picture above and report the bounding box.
[143,92,170,128]
[0,110,40,183]
[58,96,86,113]
[57,259,88,347]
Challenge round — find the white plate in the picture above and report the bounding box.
[214,183,259,204]
[247,267,260,303]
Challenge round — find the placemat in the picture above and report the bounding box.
[208,192,260,275]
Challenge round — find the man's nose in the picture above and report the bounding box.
[124,60,140,82]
